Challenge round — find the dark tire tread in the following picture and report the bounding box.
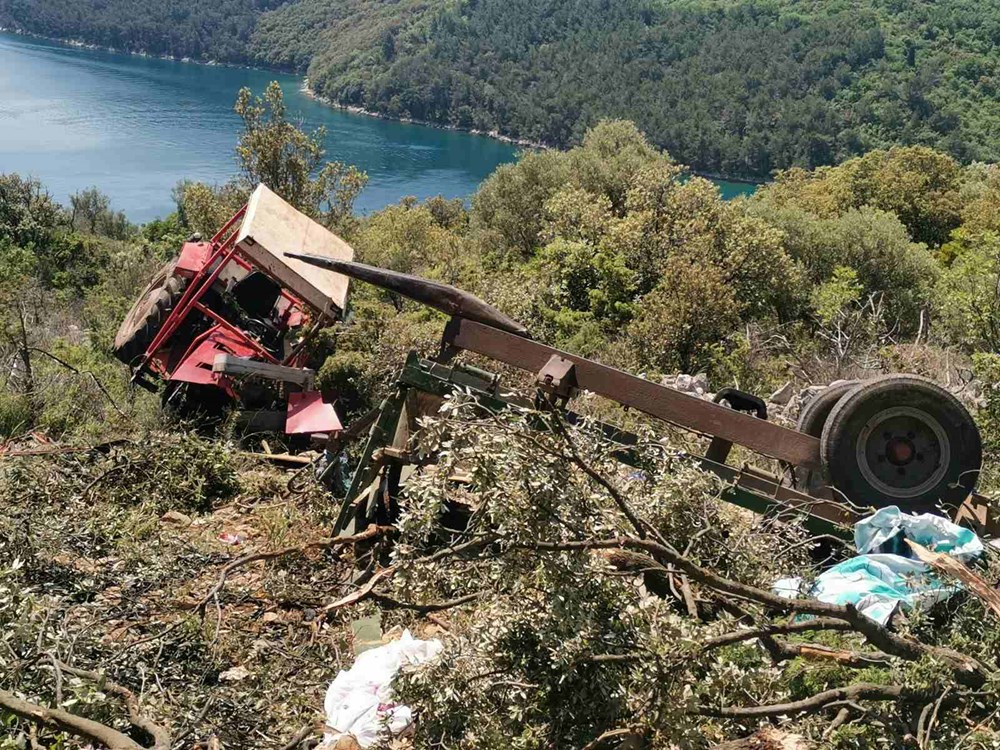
[820,374,981,512]
[112,258,187,365]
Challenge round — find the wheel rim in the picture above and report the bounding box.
[855,406,950,500]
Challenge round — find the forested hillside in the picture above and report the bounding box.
[4,0,1000,178]
[0,0,284,63]
[287,0,1000,178]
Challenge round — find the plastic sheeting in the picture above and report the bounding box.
[321,630,443,748]
[810,506,985,625]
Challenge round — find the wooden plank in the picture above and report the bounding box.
[239,451,314,466]
[236,184,354,316]
[213,354,315,387]
[445,318,822,469]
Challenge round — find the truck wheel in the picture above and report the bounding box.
[794,380,858,492]
[820,375,981,513]
[113,258,188,365]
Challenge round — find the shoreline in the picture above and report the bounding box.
[0,26,284,73]
[300,82,550,151]
[301,83,764,187]
[0,26,765,187]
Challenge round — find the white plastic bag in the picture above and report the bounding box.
[321,630,443,748]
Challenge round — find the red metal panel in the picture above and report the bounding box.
[176,241,212,275]
[286,391,342,435]
[170,327,259,388]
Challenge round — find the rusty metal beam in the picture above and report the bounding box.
[444,317,822,469]
[285,254,530,337]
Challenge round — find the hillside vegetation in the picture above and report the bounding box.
[7,0,1000,178]
[7,82,1000,746]
[0,0,287,62]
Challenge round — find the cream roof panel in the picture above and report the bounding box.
[236,184,353,316]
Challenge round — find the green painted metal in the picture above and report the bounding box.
[335,352,855,539]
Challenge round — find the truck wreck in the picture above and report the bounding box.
[113,187,990,538]
[113,184,353,438]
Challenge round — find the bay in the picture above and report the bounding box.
[0,31,757,224]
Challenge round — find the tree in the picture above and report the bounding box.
[625,257,741,374]
[69,187,132,239]
[936,228,1000,352]
[234,82,367,229]
[0,174,62,250]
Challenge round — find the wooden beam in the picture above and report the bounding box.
[213,354,315,388]
[444,317,822,469]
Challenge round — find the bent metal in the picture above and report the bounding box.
[286,255,990,540]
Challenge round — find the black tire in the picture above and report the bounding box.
[820,375,982,513]
[794,380,859,492]
[797,381,860,438]
[113,258,187,365]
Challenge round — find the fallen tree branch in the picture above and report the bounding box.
[906,539,1000,620]
[702,618,853,650]
[370,591,479,613]
[55,661,170,750]
[698,682,913,718]
[279,722,326,750]
[0,688,145,750]
[763,639,893,668]
[517,536,990,686]
[323,566,396,613]
[194,525,386,616]
[580,726,645,750]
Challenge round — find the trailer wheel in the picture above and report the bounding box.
[820,375,981,512]
[794,380,858,491]
[113,258,188,365]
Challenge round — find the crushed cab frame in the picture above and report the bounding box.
[114,185,353,438]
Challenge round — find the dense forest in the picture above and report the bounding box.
[6,0,1000,178]
[0,0,284,62]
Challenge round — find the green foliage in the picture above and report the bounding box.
[316,349,372,421]
[0,0,286,63]
[624,257,740,374]
[812,266,864,327]
[174,179,248,237]
[0,173,62,249]
[69,186,133,240]
[762,146,963,247]
[235,82,368,229]
[388,402,816,748]
[252,0,1000,181]
[175,83,369,238]
[752,201,939,330]
[936,229,1000,352]
[3,112,1000,748]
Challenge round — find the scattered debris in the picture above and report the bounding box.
[809,506,984,624]
[321,630,443,749]
[218,665,252,683]
[160,510,193,527]
[768,381,794,405]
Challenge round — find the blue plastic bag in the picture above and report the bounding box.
[810,506,984,625]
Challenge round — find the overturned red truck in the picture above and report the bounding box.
[113,184,352,439]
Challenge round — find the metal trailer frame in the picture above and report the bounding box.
[334,353,863,539]
[288,258,997,542]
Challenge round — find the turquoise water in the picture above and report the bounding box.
[708,177,758,200]
[0,31,757,223]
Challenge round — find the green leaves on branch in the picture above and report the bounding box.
[235,82,367,230]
